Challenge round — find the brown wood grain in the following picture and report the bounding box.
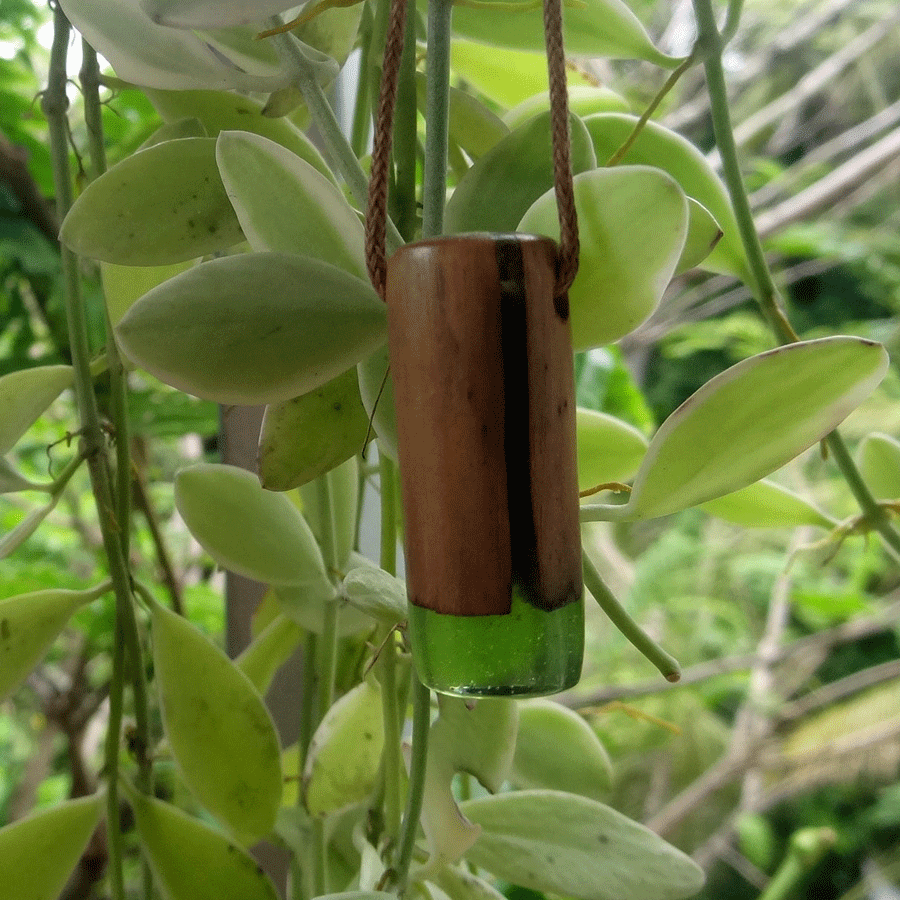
[386,233,581,616]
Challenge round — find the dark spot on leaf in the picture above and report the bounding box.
[0,619,9,640]
[364,731,373,740]
[598,833,609,844]
[333,402,342,412]
[208,223,218,234]
[187,219,196,229]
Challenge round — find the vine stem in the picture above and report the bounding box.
[42,9,146,900]
[691,0,900,563]
[390,0,455,889]
[378,455,403,845]
[421,0,453,239]
[269,24,403,252]
[582,549,681,681]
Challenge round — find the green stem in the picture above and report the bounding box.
[692,0,900,562]
[393,676,431,893]
[721,0,745,45]
[377,455,402,844]
[393,0,420,241]
[421,0,453,238]
[582,549,681,681]
[314,475,340,722]
[269,26,403,251]
[351,2,374,158]
[44,11,147,899]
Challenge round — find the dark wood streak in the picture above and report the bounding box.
[497,238,542,606]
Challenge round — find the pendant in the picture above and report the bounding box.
[386,233,583,697]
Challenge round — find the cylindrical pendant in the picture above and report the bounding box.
[386,233,583,697]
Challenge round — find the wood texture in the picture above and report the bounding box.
[386,233,581,616]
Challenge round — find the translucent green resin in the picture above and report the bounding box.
[409,590,584,697]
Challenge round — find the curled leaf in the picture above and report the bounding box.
[0,365,72,455]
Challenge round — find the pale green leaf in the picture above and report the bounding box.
[700,479,835,529]
[61,138,243,265]
[58,0,286,90]
[235,614,305,695]
[621,337,889,520]
[577,408,648,494]
[126,787,280,899]
[304,680,385,816]
[0,795,104,900]
[511,699,612,799]
[259,368,369,491]
[298,456,359,569]
[503,85,630,130]
[140,0,299,27]
[137,116,207,150]
[677,199,723,275]
[216,131,366,276]
[101,260,197,328]
[116,252,386,406]
[357,344,398,461]
[0,585,109,701]
[146,88,333,181]
[858,432,900,500]
[584,113,746,278]
[416,74,509,159]
[0,494,62,560]
[175,463,332,592]
[435,866,508,900]
[461,790,705,900]
[0,365,72,455]
[151,598,283,845]
[444,111,596,234]
[519,166,688,349]
[445,0,681,65]
[341,565,407,625]
[0,457,48,494]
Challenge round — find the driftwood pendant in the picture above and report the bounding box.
[386,233,584,696]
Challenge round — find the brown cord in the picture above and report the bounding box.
[364,0,579,299]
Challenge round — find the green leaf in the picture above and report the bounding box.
[357,344,398,461]
[0,795,104,900]
[100,260,196,327]
[304,680,385,816]
[235,613,305,695]
[444,111,596,234]
[150,598,283,845]
[420,698,519,867]
[116,252,387,406]
[519,166,688,350]
[137,116,208,150]
[341,565,407,626]
[677,199,723,275]
[58,0,285,90]
[0,456,48,494]
[146,88,333,181]
[60,138,243,265]
[216,131,366,276]
[272,583,373,636]
[503,85,630,130]
[0,494,62,560]
[700,479,835,529]
[445,0,680,65]
[576,408,648,493]
[259,368,369,491]
[125,787,280,900]
[511,699,612,799]
[434,867,508,900]
[619,337,889,520]
[858,432,900,500]
[0,365,72,454]
[175,463,332,592]
[583,114,746,278]
[416,73,510,160]
[139,0,299,28]
[461,790,705,900]
[0,585,109,701]
[450,41,585,107]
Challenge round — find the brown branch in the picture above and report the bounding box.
[0,130,58,241]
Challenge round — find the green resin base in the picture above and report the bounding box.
[409,590,584,697]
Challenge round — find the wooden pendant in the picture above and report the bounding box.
[386,233,582,617]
